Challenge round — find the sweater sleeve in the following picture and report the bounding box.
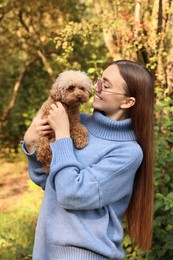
[21,141,48,190]
[49,138,143,210]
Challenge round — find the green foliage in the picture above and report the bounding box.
[147,96,173,260]
[0,179,43,260]
[1,210,34,259]
[0,61,51,154]
[123,235,146,259]
[122,96,173,259]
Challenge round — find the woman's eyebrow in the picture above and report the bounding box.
[102,76,113,86]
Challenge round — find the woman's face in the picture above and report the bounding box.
[92,65,129,120]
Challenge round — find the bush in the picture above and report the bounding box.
[148,96,173,259]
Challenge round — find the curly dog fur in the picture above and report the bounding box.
[35,70,92,172]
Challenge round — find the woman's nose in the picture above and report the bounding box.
[93,80,102,94]
[97,80,102,93]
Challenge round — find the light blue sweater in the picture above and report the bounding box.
[21,111,143,260]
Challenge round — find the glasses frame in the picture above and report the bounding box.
[94,78,128,96]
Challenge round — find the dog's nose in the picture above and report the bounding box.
[77,96,82,101]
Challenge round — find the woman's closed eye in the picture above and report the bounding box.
[102,84,110,90]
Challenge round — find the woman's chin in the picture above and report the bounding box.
[92,101,101,110]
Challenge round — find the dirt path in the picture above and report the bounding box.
[0,162,29,211]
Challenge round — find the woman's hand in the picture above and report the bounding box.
[48,102,70,140]
[24,112,53,153]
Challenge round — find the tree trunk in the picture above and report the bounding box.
[157,0,166,87]
[1,59,36,123]
[93,0,122,60]
[134,0,141,38]
[165,0,173,96]
[103,29,122,60]
[37,50,56,82]
[147,0,160,53]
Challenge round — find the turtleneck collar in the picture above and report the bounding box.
[85,110,136,141]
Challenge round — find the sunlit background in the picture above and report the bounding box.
[0,0,172,259]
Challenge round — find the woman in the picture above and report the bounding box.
[22,60,154,259]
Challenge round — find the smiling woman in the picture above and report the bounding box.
[21,60,154,260]
[92,64,136,120]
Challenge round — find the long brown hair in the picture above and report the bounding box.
[113,60,154,251]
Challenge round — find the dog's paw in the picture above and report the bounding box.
[36,140,52,173]
[71,125,88,149]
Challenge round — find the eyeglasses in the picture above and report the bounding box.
[93,79,127,96]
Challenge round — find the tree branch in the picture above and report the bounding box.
[19,9,30,32]
[37,50,56,82]
[93,0,121,60]
[1,59,36,123]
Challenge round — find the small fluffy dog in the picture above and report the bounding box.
[35,70,92,172]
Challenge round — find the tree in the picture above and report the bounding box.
[0,0,97,151]
[0,0,172,257]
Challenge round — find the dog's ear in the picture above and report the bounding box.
[49,85,62,101]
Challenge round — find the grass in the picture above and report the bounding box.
[0,160,43,260]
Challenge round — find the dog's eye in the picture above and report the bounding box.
[80,87,85,91]
[68,85,75,92]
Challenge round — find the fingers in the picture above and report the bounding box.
[41,124,52,131]
[34,113,47,126]
[38,124,54,137]
[41,129,54,136]
[56,101,64,108]
[49,102,66,119]
[32,115,52,135]
[50,102,64,111]
[40,118,50,125]
[50,103,58,110]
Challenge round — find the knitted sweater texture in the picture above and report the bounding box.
[21,111,143,260]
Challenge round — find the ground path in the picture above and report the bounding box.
[0,161,29,211]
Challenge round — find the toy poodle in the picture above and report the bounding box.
[35,70,92,172]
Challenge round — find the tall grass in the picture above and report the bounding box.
[0,180,43,260]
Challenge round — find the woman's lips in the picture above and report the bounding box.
[94,94,102,101]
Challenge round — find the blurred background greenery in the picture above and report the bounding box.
[0,0,172,259]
